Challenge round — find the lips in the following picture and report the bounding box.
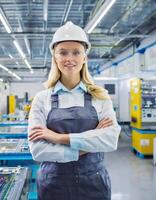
[64,65,76,68]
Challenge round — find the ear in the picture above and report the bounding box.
[83,56,87,63]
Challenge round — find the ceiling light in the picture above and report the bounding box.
[0,64,9,72]
[12,72,21,80]
[63,0,73,22]
[13,40,33,72]
[8,53,13,59]
[0,7,12,33]
[24,59,34,73]
[24,59,32,69]
[43,0,48,21]
[85,0,116,34]
[13,40,25,59]
[30,69,34,74]
[0,64,22,80]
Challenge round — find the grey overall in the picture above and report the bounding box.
[37,92,111,200]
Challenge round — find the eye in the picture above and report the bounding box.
[73,51,81,56]
[59,51,68,56]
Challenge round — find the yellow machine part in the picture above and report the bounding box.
[130,78,142,129]
[132,129,156,155]
[9,95,16,114]
[23,104,31,112]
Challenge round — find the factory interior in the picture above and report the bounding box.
[0,0,156,200]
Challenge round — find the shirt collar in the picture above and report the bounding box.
[53,80,87,94]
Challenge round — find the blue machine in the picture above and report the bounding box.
[0,121,38,200]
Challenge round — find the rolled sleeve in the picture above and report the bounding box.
[69,98,121,152]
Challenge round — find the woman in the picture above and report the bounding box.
[28,21,121,200]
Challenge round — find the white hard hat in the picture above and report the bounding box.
[49,21,91,53]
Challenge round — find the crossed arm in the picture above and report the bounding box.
[28,118,113,156]
[28,93,121,162]
[28,117,113,144]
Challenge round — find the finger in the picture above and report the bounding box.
[29,129,43,137]
[31,126,44,130]
[99,122,113,128]
[29,132,43,140]
[29,130,39,137]
[29,135,43,142]
[97,119,110,126]
[97,119,112,128]
[101,122,113,128]
[99,118,112,123]
[100,118,111,123]
[29,135,44,142]
[96,121,113,129]
[99,120,113,126]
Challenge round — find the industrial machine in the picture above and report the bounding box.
[0,139,29,153]
[130,78,156,129]
[7,92,32,120]
[0,166,28,200]
[0,122,37,199]
[130,78,156,156]
[7,95,16,119]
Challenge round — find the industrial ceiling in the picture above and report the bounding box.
[0,0,156,82]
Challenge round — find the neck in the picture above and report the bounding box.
[60,75,81,90]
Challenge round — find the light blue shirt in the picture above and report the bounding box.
[28,81,121,163]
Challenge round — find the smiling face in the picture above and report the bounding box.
[54,41,86,79]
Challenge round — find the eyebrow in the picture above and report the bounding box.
[58,48,82,51]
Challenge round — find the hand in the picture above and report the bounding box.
[96,117,113,129]
[28,126,61,143]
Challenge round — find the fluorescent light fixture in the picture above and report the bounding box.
[12,72,21,80]
[114,38,122,46]
[24,59,31,69]
[43,0,48,21]
[24,58,34,73]
[30,69,34,74]
[0,7,12,33]
[13,40,33,72]
[24,37,31,55]
[93,76,118,80]
[18,18,31,55]
[64,0,73,22]
[0,64,22,80]
[0,78,3,82]
[0,64,9,72]
[85,0,116,34]
[8,53,13,59]
[13,40,25,59]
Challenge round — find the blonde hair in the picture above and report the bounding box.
[44,53,109,100]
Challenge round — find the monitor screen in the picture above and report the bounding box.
[104,84,115,95]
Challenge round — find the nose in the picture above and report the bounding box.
[65,52,75,60]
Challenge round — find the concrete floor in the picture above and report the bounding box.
[105,131,156,200]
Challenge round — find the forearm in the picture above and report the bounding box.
[58,133,70,145]
[69,125,121,152]
[28,140,79,162]
[57,126,120,153]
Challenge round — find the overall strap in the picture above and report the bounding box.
[84,93,92,107]
[51,94,59,109]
